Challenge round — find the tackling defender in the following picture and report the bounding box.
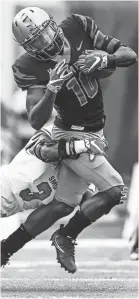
[1,125,127,273]
[11,7,137,272]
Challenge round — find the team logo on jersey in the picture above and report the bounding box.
[76,40,83,51]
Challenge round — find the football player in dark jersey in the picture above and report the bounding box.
[11,7,137,273]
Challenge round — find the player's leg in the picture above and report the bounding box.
[53,125,126,207]
[1,198,73,267]
[1,163,88,270]
[57,184,128,240]
[24,198,73,236]
[50,162,89,273]
[51,154,128,272]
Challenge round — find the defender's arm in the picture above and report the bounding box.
[26,131,107,163]
[26,131,85,162]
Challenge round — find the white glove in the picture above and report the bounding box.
[47,59,73,93]
[73,137,108,161]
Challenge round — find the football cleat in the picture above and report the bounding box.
[1,240,11,267]
[50,224,77,274]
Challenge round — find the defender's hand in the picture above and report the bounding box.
[77,50,110,74]
[47,59,73,93]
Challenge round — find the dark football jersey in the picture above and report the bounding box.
[12,14,122,130]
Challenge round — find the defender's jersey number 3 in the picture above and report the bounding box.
[66,72,98,106]
[20,182,52,202]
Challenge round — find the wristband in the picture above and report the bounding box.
[47,83,60,94]
[58,139,67,158]
[101,54,108,69]
[58,138,79,158]
[107,54,116,68]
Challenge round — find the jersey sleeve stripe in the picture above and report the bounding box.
[94,30,105,49]
[86,17,97,40]
[100,36,114,52]
[74,14,98,41]
[41,128,52,139]
[25,132,43,151]
[74,14,87,31]
[86,16,93,36]
[91,24,98,40]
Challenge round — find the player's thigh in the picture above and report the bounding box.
[55,162,89,208]
[64,153,124,191]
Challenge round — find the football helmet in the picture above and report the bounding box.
[12,7,64,60]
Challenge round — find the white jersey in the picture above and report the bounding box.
[0,126,59,217]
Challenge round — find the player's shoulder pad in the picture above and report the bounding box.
[68,14,97,39]
[60,14,83,36]
[12,53,53,90]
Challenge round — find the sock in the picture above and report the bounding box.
[60,210,91,239]
[3,224,33,256]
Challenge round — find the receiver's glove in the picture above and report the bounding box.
[77,50,115,74]
[47,59,73,93]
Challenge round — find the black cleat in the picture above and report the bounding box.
[50,225,77,274]
[1,240,11,267]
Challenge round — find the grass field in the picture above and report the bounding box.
[1,235,138,299]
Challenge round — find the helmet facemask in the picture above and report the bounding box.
[21,17,64,60]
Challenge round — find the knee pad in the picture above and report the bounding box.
[104,185,128,214]
[80,185,128,222]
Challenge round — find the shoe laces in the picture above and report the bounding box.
[61,235,77,259]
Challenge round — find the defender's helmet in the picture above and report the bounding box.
[12,7,64,60]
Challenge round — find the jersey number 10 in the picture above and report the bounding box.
[66,72,98,106]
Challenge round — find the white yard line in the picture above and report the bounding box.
[2,277,138,282]
[78,269,137,273]
[23,238,129,249]
[1,260,137,268]
[4,298,138,299]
